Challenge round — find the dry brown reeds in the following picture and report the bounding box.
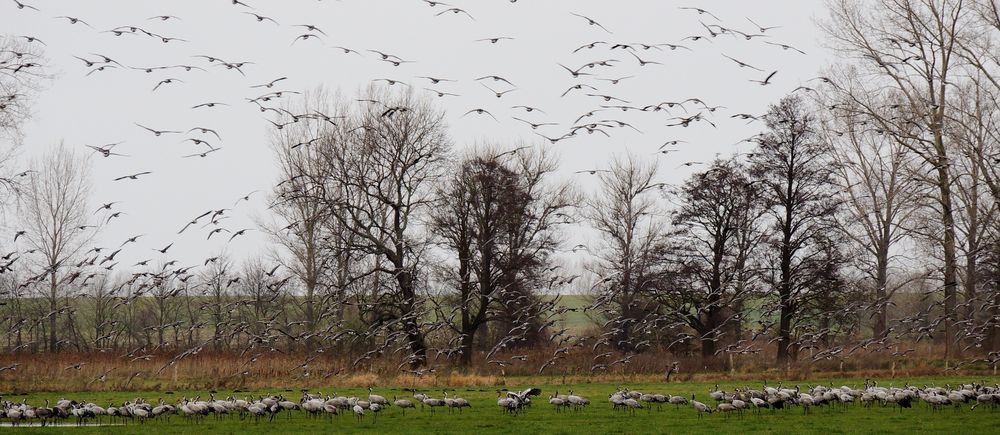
[0,340,994,393]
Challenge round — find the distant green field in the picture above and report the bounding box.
[3,376,996,434]
[550,294,598,332]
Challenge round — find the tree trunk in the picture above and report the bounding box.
[965,244,978,322]
[990,242,1000,351]
[703,255,724,362]
[396,269,426,367]
[48,273,57,352]
[937,162,958,361]
[458,330,475,367]
[700,331,717,360]
[991,277,1000,352]
[776,300,793,364]
[776,179,795,365]
[962,163,981,327]
[873,242,889,339]
[304,238,317,352]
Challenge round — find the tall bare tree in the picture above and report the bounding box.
[983,224,1000,349]
[819,92,925,339]
[750,95,841,365]
[663,158,765,360]
[587,155,667,353]
[17,143,96,351]
[265,87,352,348]
[431,146,575,365]
[823,0,968,361]
[320,86,450,366]
[959,3,1000,203]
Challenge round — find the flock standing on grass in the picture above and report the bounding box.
[4,380,1000,426]
[603,380,1000,417]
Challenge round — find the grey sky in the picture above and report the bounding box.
[2,0,831,271]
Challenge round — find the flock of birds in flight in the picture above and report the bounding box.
[3,380,1000,427]
[3,0,949,381]
[0,2,811,263]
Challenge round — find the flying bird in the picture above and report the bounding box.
[570,13,612,33]
[678,6,720,20]
[182,148,222,158]
[750,70,778,85]
[294,24,328,35]
[476,36,515,44]
[722,54,764,71]
[242,12,278,24]
[87,143,127,158]
[291,33,322,45]
[188,127,222,140]
[481,83,516,98]
[435,7,474,20]
[764,41,807,55]
[191,102,229,109]
[135,123,181,136]
[558,63,593,78]
[424,88,459,98]
[55,16,94,28]
[332,46,362,55]
[148,15,181,21]
[152,78,183,92]
[747,17,782,32]
[462,108,499,121]
[12,0,39,11]
[512,117,556,130]
[628,51,662,66]
[113,172,153,181]
[251,77,288,88]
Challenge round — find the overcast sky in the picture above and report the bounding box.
[2,0,832,273]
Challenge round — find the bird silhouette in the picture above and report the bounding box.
[462,108,499,121]
[570,13,612,33]
[136,123,181,136]
[113,171,153,181]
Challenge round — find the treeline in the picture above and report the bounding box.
[3,0,1000,374]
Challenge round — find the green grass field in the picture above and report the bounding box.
[3,376,997,434]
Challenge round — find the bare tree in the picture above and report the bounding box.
[794,230,858,352]
[819,92,925,339]
[197,253,233,352]
[17,143,96,351]
[822,0,968,361]
[142,268,184,349]
[319,86,450,366]
[750,95,841,365]
[0,271,27,351]
[958,3,1000,204]
[0,37,47,200]
[84,273,123,351]
[265,87,351,349]
[235,256,288,340]
[983,224,1000,349]
[587,155,667,353]
[430,145,575,365]
[663,158,765,360]
[942,79,1000,352]
[0,37,45,137]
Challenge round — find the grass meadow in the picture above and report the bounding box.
[3,376,998,434]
